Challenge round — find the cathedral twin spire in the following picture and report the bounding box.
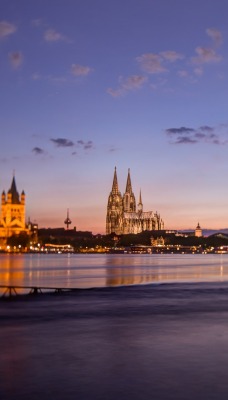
[111,167,140,212]
[125,168,133,194]
[111,166,119,195]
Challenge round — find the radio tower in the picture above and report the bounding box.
[64,209,72,230]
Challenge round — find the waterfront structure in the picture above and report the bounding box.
[0,175,29,245]
[106,167,164,235]
[195,222,203,237]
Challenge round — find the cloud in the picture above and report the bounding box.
[137,53,166,74]
[44,28,66,42]
[200,125,214,132]
[71,64,93,76]
[109,146,118,152]
[8,52,23,69]
[122,75,148,90]
[137,51,183,75]
[174,137,198,144]
[107,88,124,97]
[77,140,94,150]
[191,28,222,66]
[160,51,184,62]
[206,28,222,47]
[0,21,17,39]
[32,147,45,155]
[192,47,222,64]
[166,127,195,135]
[107,75,147,97]
[164,125,227,145]
[50,138,74,147]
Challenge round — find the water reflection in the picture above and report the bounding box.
[1,253,228,292]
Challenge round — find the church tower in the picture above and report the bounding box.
[106,167,123,234]
[195,222,202,237]
[0,175,27,238]
[123,169,136,212]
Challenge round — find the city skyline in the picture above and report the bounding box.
[1,0,228,233]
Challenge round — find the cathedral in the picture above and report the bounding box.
[106,167,164,235]
[0,175,29,245]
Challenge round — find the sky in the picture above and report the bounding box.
[1,0,228,233]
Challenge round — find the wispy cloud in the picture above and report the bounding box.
[192,47,222,64]
[8,52,23,69]
[0,21,17,39]
[206,28,222,47]
[77,140,94,150]
[160,51,184,62]
[44,28,67,42]
[166,127,195,135]
[137,51,183,74]
[32,147,45,155]
[50,138,74,147]
[192,28,222,67]
[165,124,228,145]
[109,146,119,152]
[137,53,166,74]
[107,75,147,97]
[71,64,93,76]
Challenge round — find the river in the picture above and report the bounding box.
[0,253,228,293]
[1,254,228,399]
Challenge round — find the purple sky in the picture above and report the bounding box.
[1,0,228,233]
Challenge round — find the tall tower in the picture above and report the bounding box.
[123,169,136,212]
[64,209,72,230]
[106,167,123,234]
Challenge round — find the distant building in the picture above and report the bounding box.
[195,222,203,237]
[0,175,29,246]
[106,167,164,235]
[151,236,165,246]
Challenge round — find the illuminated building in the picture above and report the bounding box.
[195,222,203,237]
[106,167,164,234]
[0,175,29,245]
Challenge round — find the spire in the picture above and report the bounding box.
[8,175,20,204]
[125,168,132,193]
[139,189,142,205]
[112,166,119,195]
[138,189,143,212]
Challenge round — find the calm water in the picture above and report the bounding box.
[2,254,228,399]
[0,253,228,292]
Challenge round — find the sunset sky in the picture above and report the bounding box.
[1,0,228,233]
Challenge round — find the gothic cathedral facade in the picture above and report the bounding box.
[106,167,164,235]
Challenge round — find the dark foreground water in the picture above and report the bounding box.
[1,282,228,400]
[2,254,228,399]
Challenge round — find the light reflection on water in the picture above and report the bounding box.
[0,253,228,292]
